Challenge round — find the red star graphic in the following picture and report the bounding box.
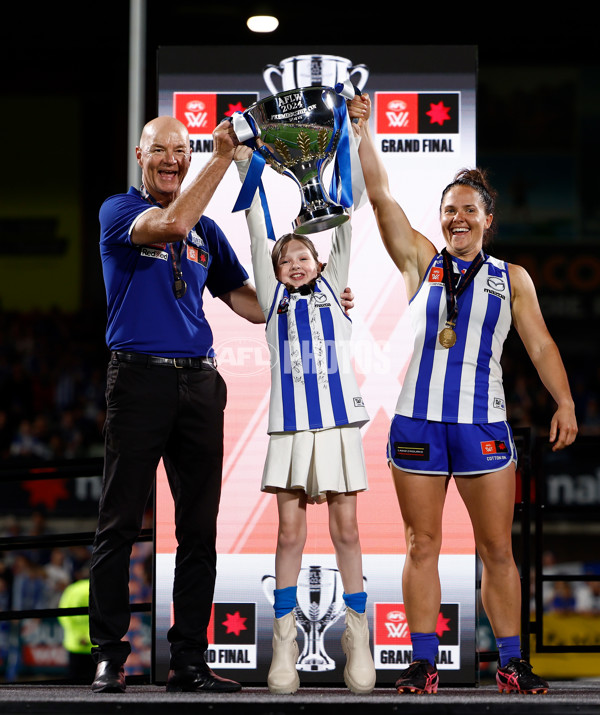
[435,612,451,638]
[22,478,70,510]
[222,611,247,636]
[224,102,247,117]
[426,102,451,126]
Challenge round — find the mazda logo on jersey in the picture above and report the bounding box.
[487,276,505,292]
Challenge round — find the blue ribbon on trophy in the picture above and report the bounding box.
[231,112,276,240]
[324,99,353,210]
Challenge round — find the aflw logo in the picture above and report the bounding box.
[375,605,411,645]
[184,100,208,129]
[385,100,410,128]
[385,619,410,639]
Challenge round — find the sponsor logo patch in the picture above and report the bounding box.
[140,247,168,261]
[394,442,430,461]
[187,244,209,266]
[480,440,509,455]
[428,266,444,283]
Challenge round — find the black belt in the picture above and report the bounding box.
[112,351,217,370]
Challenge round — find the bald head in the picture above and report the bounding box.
[139,116,189,149]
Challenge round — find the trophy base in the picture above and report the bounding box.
[293,205,349,235]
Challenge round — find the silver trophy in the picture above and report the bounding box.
[234,86,351,234]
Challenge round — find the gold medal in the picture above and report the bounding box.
[439,325,457,349]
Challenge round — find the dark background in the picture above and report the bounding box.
[2,2,598,303]
[0,0,598,682]
[1,1,598,461]
[1,2,598,456]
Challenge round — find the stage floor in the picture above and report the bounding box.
[0,681,599,715]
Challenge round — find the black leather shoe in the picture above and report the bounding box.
[91,660,126,693]
[166,663,241,693]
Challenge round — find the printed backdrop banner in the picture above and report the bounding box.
[154,45,478,685]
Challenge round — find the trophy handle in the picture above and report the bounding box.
[349,64,369,91]
[263,64,283,95]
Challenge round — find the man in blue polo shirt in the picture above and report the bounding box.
[89,116,264,694]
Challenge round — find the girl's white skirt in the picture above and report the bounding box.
[261,425,368,504]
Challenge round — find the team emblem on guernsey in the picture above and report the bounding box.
[277,296,289,314]
[188,229,204,247]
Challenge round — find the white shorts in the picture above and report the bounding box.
[261,425,368,503]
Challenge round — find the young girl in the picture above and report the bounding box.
[235,150,376,695]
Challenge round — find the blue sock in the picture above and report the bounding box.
[343,591,368,614]
[496,635,521,667]
[411,632,439,667]
[273,586,297,618]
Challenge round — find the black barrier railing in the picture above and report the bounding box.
[515,426,533,662]
[2,440,598,684]
[532,435,600,654]
[0,458,153,683]
[514,426,534,662]
[477,431,600,665]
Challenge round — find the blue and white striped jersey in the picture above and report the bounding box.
[265,273,369,432]
[396,252,512,424]
[239,160,369,434]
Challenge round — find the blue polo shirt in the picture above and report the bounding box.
[99,187,249,358]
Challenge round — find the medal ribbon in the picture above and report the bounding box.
[440,247,487,328]
[140,184,187,298]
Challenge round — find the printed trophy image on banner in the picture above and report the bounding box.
[263,567,348,672]
[262,54,369,95]
[154,45,478,685]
